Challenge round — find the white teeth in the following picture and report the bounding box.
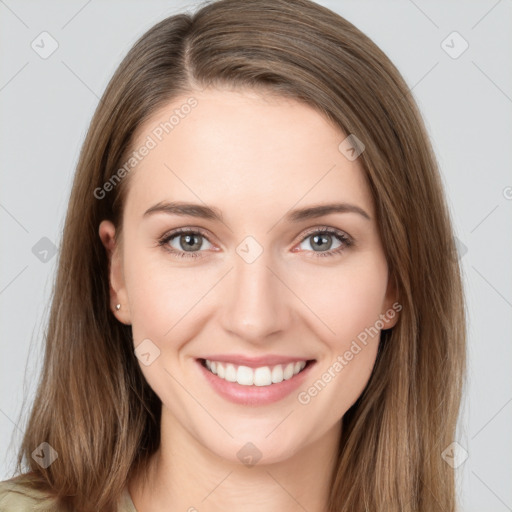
[271,364,284,384]
[217,362,226,379]
[225,363,237,382]
[254,366,272,386]
[237,365,254,386]
[283,363,294,380]
[203,359,307,387]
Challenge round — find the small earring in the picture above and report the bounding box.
[115,304,121,310]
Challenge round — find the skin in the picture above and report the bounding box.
[99,87,399,512]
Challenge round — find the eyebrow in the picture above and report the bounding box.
[143,201,371,222]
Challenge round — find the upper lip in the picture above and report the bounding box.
[199,354,315,368]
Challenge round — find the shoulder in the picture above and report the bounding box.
[0,474,60,512]
[0,474,137,512]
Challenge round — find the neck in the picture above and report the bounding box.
[129,406,341,512]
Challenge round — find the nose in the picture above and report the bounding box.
[220,250,292,344]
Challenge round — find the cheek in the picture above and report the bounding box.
[299,259,387,412]
[292,255,389,347]
[296,268,386,420]
[125,239,389,352]
[124,246,222,356]
[123,252,209,400]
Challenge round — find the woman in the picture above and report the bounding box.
[0,0,466,510]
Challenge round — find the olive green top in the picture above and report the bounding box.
[0,476,138,511]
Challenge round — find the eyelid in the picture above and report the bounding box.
[160,226,214,242]
[160,225,353,244]
[158,224,354,258]
[296,225,353,245]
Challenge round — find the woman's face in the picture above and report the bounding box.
[100,87,399,465]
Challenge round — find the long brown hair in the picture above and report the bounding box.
[9,0,467,510]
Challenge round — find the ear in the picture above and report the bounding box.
[380,273,401,330]
[98,220,132,325]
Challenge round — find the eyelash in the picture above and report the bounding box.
[157,226,353,260]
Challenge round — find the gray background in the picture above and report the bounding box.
[1,1,511,510]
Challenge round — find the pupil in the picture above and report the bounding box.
[312,234,332,251]
[182,234,201,251]
[178,233,333,253]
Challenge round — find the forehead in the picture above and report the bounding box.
[124,87,374,222]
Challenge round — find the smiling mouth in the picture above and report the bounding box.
[198,358,315,387]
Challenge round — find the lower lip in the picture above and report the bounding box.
[196,359,316,406]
